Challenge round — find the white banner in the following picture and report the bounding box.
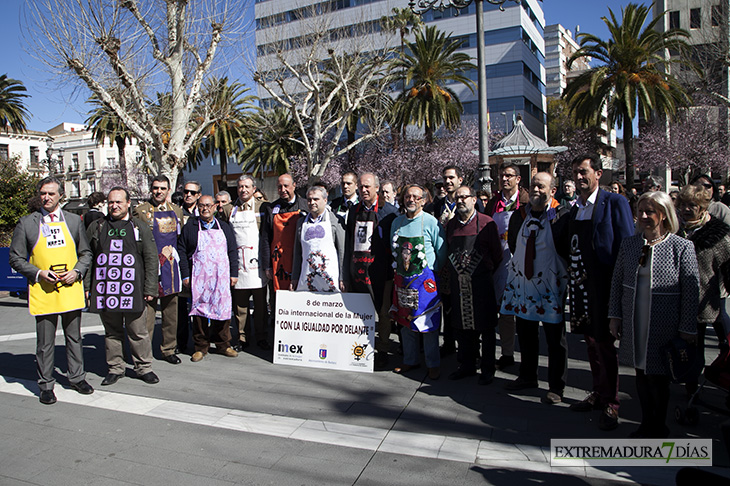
[273,290,376,373]
[551,439,712,466]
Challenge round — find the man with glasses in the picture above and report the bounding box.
[181,181,202,224]
[390,184,446,380]
[691,174,730,225]
[483,163,529,371]
[133,175,184,364]
[501,173,569,404]
[179,195,239,362]
[344,173,398,369]
[445,186,502,385]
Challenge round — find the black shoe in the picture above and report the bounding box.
[569,391,602,412]
[39,389,57,405]
[495,355,515,370]
[101,373,123,386]
[448,368,477,380]
[504,377,539,391]
[69,380,94,395]
[137,372,160,384]
[233,342,249,352]
[478,373,494,386]
[599,406,619,431]
[257,340,272,350]
[163,354,181,365]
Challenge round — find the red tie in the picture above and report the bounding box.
[524,230,536,280]
[49,214,56,222]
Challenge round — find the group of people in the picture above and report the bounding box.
[9,154,729,441]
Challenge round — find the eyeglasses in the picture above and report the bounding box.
[501,173,518,179]
[639,245,651,267]
[198,203,215,209]
[184,189,200,195]
[455,194,474,201]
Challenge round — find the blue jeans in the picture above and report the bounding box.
[401,326,440,368]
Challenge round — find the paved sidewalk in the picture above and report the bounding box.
[0,293,728,485]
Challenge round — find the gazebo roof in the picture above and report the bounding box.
[486,115,567,157]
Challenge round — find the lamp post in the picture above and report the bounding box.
[408,0,519,191]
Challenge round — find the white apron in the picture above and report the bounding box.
[491,208,515,302]
[297,212,340,292]
[230,203,267,289]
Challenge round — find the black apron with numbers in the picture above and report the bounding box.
[90,218,145,313]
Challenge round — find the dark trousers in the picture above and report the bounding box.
[455,327,496,377]
[516,318,568,393]
[441,293,455,350]
[35,310,85,391]
[192,316,231,353]
[177,296,191,352]
[635,369,671,437]
[585,334,620,409]
[233,287,268,344]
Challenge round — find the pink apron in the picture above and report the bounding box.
[189,219,232,320]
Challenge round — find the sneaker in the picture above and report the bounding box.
[504,377,538,391]
[541,391,563,405]
[569,391,602,412]
[598,406,619,431]
[495,355,515,370]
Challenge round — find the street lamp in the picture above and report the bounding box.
[408,0,520,191]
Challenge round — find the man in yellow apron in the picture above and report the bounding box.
[9,176,93,405]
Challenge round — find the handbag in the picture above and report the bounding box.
[661,336,703,383]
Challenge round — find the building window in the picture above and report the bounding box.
[70,180,80,198]
[87,152,95,170]
[713,5,723,27]
[669,10,680,29]
[690,8,701,29]
[30,147,39,167]
[71,153,79,171]
[88,179,96,194]
[107,157,118,169]
[0,144,8,160]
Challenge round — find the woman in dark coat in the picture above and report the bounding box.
[608,191,699,438]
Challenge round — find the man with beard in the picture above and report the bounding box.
[562,154,633,430]
[501,172,569,405]
[445,186,502,385]
[344,172,399,369]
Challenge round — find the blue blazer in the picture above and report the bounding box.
[569,189,634,266]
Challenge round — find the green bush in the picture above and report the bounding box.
[0,155,39,244]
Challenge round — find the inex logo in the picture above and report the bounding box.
[278,341,303,354]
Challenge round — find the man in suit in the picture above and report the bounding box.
[329,171,359,223]
[133,175,185,364]
[563,154,633,431]
[9,176,94,404]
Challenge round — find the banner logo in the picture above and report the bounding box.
[550,439,712,466]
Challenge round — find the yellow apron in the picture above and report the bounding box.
[28,218,86,316]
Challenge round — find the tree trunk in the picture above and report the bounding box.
[219,149,228,192]
[624,115,635,192]
[115,136,128,187]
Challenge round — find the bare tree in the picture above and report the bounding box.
[25,0,251,185]
[253,3,397,182]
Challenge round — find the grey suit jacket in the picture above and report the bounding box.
[9,210,93,282]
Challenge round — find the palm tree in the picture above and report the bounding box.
[391,26,476,144]
[563,3,690,190]
[196,77,256,190]
[0,74,30,133]
[239,107,302,177]
[381,7,424,55]
[86,93,135,186]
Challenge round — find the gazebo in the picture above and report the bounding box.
[483,115,567,187]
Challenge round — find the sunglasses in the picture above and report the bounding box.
[184,189,200,195]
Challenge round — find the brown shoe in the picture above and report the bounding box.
[220,347,238,358]
[191,351,205,362]
[569,391,601,412]
[428,367,440,380]
[394,364,420,374]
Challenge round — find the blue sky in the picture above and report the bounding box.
[2,0,637,132]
